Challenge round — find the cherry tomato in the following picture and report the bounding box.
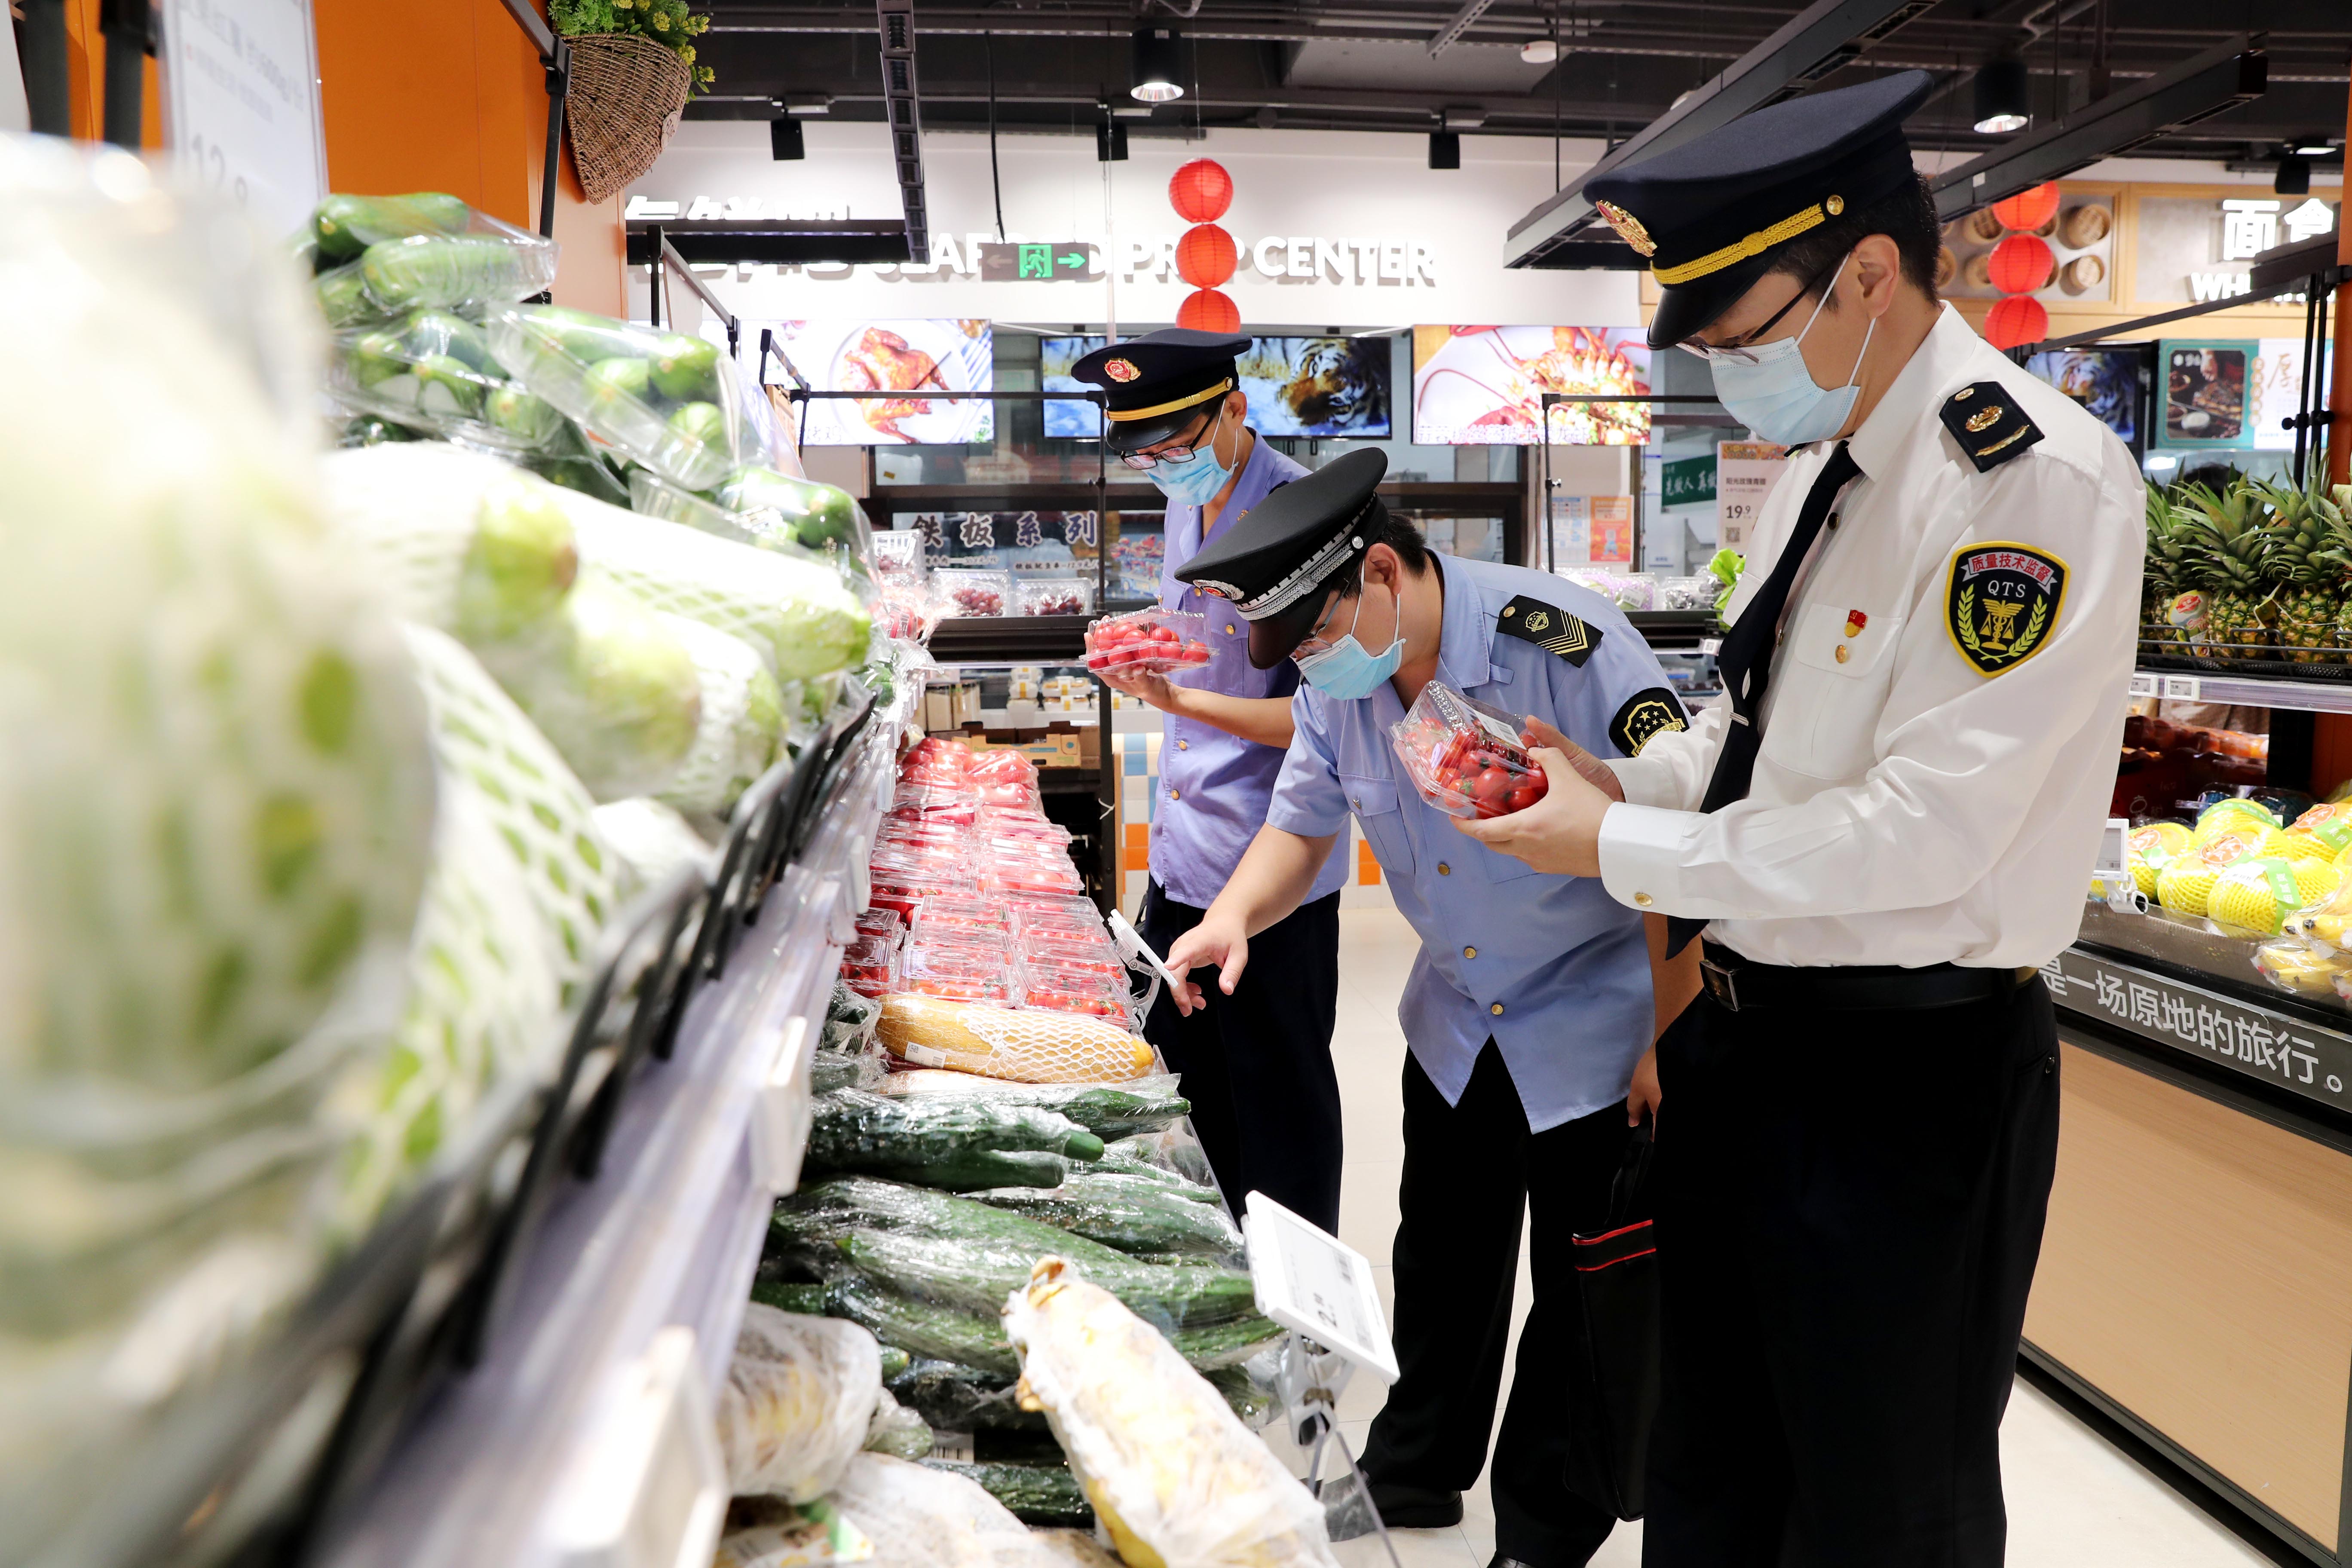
[1473,766,1513,800]
[1505,783,1540,812]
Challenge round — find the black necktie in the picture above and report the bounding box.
[1666,442,1862,959]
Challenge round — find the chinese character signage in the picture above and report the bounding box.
[2043,946,2352,1113]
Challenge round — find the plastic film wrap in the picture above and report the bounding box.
[716,1305,883,1502]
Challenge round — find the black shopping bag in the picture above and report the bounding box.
[1561,1121,1660,1521]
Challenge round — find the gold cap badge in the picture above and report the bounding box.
[1105,358,1140,383]
[1595,200,1657,257]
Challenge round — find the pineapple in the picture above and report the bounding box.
[2142,481,2195,647]
[2175,478,2276,661]
[2307,484,2352,662]
[2257,478,2339,664]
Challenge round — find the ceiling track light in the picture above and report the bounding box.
[1972,57,2030,135]
[2276,152,2312,196]
[770,117,805,160]
[1131,26,1184,104]
[1429,130,1461,170]
[2291,138,2340,157]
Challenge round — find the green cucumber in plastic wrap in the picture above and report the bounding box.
[880,1073,1191,1138]
[547,489,872,682]
[361,233,552,313]
[1097,1133,1222,1193]
[971,1173,1245,1258]
[312,192,472,260]
[808,1089,1103,1167]
[824,1276,1019,1376]
[864,1149,1073,1192]
[749,1280,831,1316]
[921,1460,1092,1527]
[887,1359,1045,1433]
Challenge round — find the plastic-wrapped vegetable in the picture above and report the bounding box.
[973,1174,1246,1259]
[330,309,564,454]
[821,983,885,1057]
[311,191,473,259]
[824,1452,1064,1568]
[827,1275,1020,1375]
[549,489,872,682]
[888,1358,1046,1433]
[651,614,781,817]
[878,1072,1192,1138]
[712,1498,874,1568]
[876,995,1157,1084]
[1099,1132,1222,1193]
[716,1305,883,1502]
[401,626,620,995]
[322,443,579,639]
[489,305,747,490]
[922,1459,1093,1526]
[808,1088,1103,1168]
[591,797,714,902]
[864,1387,935,1460]
[472,576,704,802]
[719,465,875,557]
[355,214,557,313]
[1005,1258,1340,1568]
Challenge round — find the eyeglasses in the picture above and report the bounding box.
[1118,412,1218,471]
[1292,589,1349,658]
[1675,252,1849,366]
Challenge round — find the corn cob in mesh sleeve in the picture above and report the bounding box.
[877,995,1157,1084]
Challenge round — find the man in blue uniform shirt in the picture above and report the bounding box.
[1162,449,1701,1568]
[1070,330,1350,1230]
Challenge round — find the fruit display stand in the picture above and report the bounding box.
[315,701,903,1568]
[2032,671,2352,1567]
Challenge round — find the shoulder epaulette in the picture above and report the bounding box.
[1939,383,2043,473]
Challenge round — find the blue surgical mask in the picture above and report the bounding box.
[1295,587,1405,700]
[1143,415,1237,507]
[1707,264,1877,447]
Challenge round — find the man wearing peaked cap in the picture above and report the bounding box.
[1166,447,1703,1565]
[1460,69,2145,1563]
[1066,328,1354,1237]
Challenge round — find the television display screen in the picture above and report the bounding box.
[769,318,994,445]
[1040,334,1392,441]
[2156,338,2251,448]
[2025,346,2141,450]
[1411,326,1651,446]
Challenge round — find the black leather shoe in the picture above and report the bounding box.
[1365,1479,1464,1529]
[1486,1556,1542,1568]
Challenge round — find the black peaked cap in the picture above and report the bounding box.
[1069,328,1252,453]
[1176,447,1390,669]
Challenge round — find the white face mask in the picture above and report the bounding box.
[1705,251,1876,447]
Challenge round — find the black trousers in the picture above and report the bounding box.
[1137,878,1344,1230]
[1363,1043,1631,1568]
[1642,976,2062,1568]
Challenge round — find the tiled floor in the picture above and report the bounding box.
[1319,906,2278,1568]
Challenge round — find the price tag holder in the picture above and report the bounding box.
[550,1326,728,1568]
[2162,675,2202,702]
[750,1017,814,1195]
[2128,672,2159,700]
[1242,1192,1398,1386]
[159,0,328,238]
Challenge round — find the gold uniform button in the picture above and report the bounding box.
[1834,644,1850,665]
[1177,739,1189,750]
[1490,1002,1505,1016]
[1634,892,1654,908]
[1463,945,1476,959]
[1169,788,1180,801]
[1438,862,1452,876]
[1226,624,1239,635]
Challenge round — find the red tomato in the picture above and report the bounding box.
[1473,766,1512,800]
[1150,624,1178,643]
[1505,783,1540,812]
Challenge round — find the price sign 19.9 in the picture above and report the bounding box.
[161,0,326,239]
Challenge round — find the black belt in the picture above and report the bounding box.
[1698,941,2037,1014]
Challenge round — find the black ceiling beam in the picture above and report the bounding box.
[1927,35,2268,218]
[875,0,929,263]
[1503,0,1937,269]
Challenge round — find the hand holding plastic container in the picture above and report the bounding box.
[1390,683,1551,819]
[1084,608,1213,673]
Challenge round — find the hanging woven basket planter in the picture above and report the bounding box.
[564,33,693,205]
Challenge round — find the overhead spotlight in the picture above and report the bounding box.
[1971,58,2030,135]
[2276,152,2311,196]
[1440,106,1486,129]
[1131,26,1185,104]
[1430,131,1461,170]
[1255,105,1278,131]
[1520,38,1558,65]
[784,94,833,116]
[770,117,806,161]
[1096,120,1130,162]
[2292,138,2339,156]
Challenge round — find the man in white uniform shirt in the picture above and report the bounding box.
[1458,72,2144,1566]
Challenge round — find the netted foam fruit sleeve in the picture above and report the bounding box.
[322,441,541,631]
[1004,1259,1338,1568]
[401,625,620,998]
[652,613,781,817]
[551,490,872,683]
[716,1306,884,1503]
[877,995,1157,1083]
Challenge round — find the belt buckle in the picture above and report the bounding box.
[1700,956,1741,1013]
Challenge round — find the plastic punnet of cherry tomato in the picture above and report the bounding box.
[1390,682,1553,820]
[1084,607,1213,674]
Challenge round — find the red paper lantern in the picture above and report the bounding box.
[1987,233,2054,294]
[1990,182,2061,233]
[1169,159,1234,224]
[1984,294,2048,350]
[1176,224,1237,288]
[1176,288,1241,333]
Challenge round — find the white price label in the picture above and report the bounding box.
[162,0,327,238]
[1243,1191,1398,1386]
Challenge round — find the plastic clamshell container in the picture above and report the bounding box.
[937,569,1012,619]
[840,935,898,997]
[978,858,1085,897]
[1018,577,1094,617]
[852,906,905,943]
[911,894,1011,936]
[488,304,747,491]
[894,943,1014,1004]
[1084,607,1212,673]
[1390,682,1551,821]
[1016,963,1133,1020]
[871,529,926,581]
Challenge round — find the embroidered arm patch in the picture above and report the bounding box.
[1945,542,2068,676]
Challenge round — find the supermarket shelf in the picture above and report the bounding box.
[2132,668,2352,715]
[315,729,896,1568]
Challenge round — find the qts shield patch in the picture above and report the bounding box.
[1945,542,2067,677]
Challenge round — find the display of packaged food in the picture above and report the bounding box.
[1390,682,1550,820]
[841,935,900,998]
[854,906,907,944]
[1020,577,1095,617]
[969,748,1038,786]
[981,859,1088,897]
[939,569,1012,618]
[872,529,926,582]
[913,895,1013,937]
[896,943,1015,1005]
[1017,965,1134,1020]
[328,309,567,453]
[1025,945,1128,982]
[487,304,750,491]
[1083,608,1213,674]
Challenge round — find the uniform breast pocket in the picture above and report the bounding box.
[1341,773,1415,880]
[1766,603,1901,779]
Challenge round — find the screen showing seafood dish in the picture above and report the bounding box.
[772,319,994,445]
[1041,334,1392,441]
[2158,339,2249,448]
[2026,347,2141,450]
[1411,326,1651,446]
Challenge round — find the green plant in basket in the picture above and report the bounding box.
[551,0,715,90]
